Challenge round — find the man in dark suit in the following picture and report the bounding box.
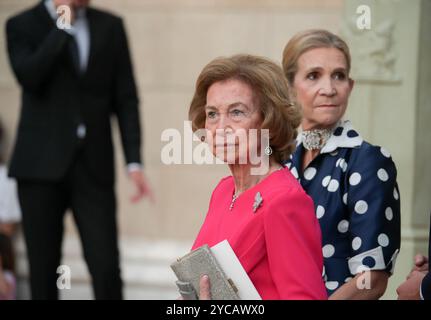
[5,0,152,299]
[397,214,431,300]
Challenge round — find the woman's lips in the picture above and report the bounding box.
[317,104,338,107]
[215,144,237,147]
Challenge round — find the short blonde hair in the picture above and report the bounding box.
[189,54,301,164]
[282,29,351,86]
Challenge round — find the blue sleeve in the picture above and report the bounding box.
[345,145,401,276]
[421,272,431,300]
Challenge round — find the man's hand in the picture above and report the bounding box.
[397,270,426,300]
[414,254,429,273]
[128,170,155,203]
[54,0,75,24]
[0,259,13,299]
[0,273,12,298]
[53,0,76,8]
[396,254,429,300]
[0,223,17,237]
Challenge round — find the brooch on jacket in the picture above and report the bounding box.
[253,192,263,213]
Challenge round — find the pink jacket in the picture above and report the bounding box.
[192,168,327,300]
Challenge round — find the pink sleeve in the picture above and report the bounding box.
[263,189,327,300]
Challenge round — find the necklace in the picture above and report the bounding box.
[301,129,332,150]
[229,193,239,210]
[229,166,283,210]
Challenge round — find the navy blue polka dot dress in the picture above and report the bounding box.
[284,120,401,296]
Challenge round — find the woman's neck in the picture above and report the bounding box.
[302,120,338,131]
[300,121,337,171]
[228,160,282,195]
[302,149,320,172]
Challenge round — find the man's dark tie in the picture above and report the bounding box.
[69,36,81,73]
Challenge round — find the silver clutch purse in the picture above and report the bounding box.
[171,244,240,300]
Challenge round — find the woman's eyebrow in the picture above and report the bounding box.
[205,102,249,110]
[304,66,323,73]
[332,67,347,73]
[304,66,347,74]
[228,102,249,109]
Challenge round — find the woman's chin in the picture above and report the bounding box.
[309,116,342,129]
[212,150,248,165]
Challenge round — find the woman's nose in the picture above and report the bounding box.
[319,78,336,96]
[215,113,231,130]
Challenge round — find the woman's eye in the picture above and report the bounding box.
[333,72,346,80]
[306,72,318,80]
[207,111,217,118]
[230,109,245,117]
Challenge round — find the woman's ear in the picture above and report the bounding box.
[348,78,355,93]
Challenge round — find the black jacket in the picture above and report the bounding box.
[5,1,142,185]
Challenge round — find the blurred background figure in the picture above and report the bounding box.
[0,117,21,238]
[0,117,20,301]
[5,0,152,299]
[0,233,16,300]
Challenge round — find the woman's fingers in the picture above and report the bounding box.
[199,275,211,300]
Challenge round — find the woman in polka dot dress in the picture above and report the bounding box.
[282,29,401,299]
